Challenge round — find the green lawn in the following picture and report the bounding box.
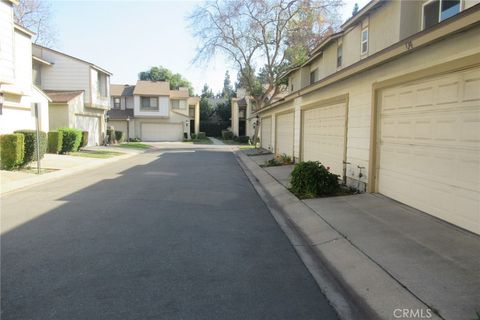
[70,150,125,159]
[118,142,152,150]
[184,138,213,145]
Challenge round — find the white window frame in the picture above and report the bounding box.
[113,97,121,109]
[360,27,368,55]
[337,43,343,68]
[140,96,159,110]
[421,0,462,30]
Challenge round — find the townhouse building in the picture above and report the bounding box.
[108,80,200,141]
[255,0,480,234]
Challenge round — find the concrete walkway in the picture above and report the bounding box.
[208,137,225,145]
[237,150,480,320]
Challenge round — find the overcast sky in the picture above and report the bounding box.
[50,0,369,95]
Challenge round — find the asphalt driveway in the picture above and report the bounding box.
[1,147,338,319]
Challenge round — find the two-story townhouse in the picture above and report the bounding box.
[0,0,50,134]
[255,0,480,235]
[108,80,200,142]
[231,89,256,139]
[32,44,112,146]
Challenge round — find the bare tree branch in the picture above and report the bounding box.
[14,0,57,46]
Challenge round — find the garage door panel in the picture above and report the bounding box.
[141,123,183,141]
[276,112,294,157]
[261,117,272,151]
[378,67,480,234]
[75,115,100,146]
[302,102,346,177]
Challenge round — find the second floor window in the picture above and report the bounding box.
[113,97,121,109]
[423,0,460,29]
[337,44,343,68]
[141,97,158,110]
[310,68,318,85]
[189,105,195,117]
[361,28,369,55]
[172,99,186,109]
[97,73,107,97]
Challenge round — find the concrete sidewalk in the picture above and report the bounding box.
[236,151,480,320]
[0,148,138,195]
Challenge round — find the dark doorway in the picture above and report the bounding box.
[190,120,195,134]
[239,120,246,136]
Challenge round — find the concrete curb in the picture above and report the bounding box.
[235,151,442,320]
[1,152,138,196]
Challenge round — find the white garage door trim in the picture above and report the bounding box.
[75,115,100,146]
[376,67,480,235]
[301,100,347,177]
[261,116,272,151]
[275,111,294,157]
[141,122,184,142]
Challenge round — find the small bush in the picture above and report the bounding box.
[236,136,250,144]
[47,131,63,154]
[78,131,89,150]
[196,132,206,139]
[115,131,124,143]
[14,130,47,165]
[106,128,115,144]
[59,128,82,154]
[191,133,197,140]
[129,137,142,142]
[279,153,293,165]
[222,130,234,140]
[290,161,339,198]
[0,134,24,170]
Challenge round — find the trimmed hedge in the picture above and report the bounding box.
[14,130,47,165]
[290,161,340,198]
[196,132,206,139]
[59,128,82,154]
[79,131,89,150]
[115,131,124,143]
[0,134,24,170]
[48,131,63,154]
[221,130,234,140]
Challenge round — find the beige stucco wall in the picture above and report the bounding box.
[258,24,480,189]
[48,104,69,131]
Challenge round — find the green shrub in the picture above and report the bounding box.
[79,131,89,150]
[221,130,234,140]
[236,136,250,144]
[196,132,206,139]
[279,153,293,165]
[128,137,142,142]
[59,128,82,154]
[0,134,25,170]
[290,161,339,198]
[191,133,197,139]
[47,131,63,154]
[14,130,47,165]
[106,128,115,144]
[115,131,124,143]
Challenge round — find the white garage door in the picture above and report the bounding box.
[75,115,100,146]
[302,101,347,176]
[141,123,183,142]
[275,112,294,157]
[261,116,272,151]
[377,67,480,234]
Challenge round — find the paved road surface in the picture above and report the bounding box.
[1,146,338,320]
